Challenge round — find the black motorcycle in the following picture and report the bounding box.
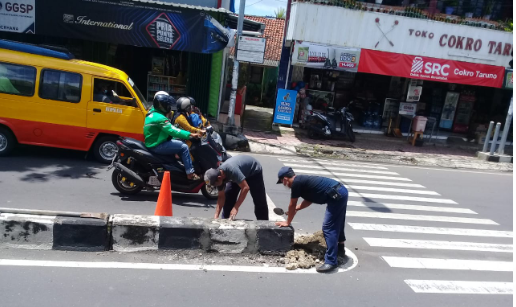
[109,129,227,200]
[305,104,355,142]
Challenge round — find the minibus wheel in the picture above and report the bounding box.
[93,136,119,164]
[0,127,16,157]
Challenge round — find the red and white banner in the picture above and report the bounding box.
[358,49,505,88]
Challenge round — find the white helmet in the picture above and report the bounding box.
[154,91,169,99]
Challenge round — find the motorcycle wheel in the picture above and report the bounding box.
[201,184,219,200]
[346,123,356,142]
[111,169,143,195]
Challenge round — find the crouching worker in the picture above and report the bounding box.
[144,94,201,180]
[276,167,348,273]
[204,155,269,221]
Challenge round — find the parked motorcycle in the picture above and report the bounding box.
[305,104,355,142]
[109,128,227,200]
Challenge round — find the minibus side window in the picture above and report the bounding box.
[0,62,36,97]
[39,70,82,103]
[93,78,137,108]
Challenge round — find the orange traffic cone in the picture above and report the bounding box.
[154,171,172,216]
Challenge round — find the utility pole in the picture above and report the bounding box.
[227,0,245,127]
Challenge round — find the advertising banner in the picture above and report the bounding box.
[0,0,35,34]
[440,92,460,129]
[34,0,229,53]
[273,89,298,125]
[359,49,505,88]
[292,41,361,72]
[504,70,513,89]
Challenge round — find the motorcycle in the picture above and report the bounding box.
[305,103,355,142]
[109,128,226,200]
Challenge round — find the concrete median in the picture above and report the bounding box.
[1,209,293,255]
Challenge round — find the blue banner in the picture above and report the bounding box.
[35,0,229,54]
[273,89,297,125]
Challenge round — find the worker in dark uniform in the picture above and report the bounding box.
[204,155,269,221]
[275,167,348,273]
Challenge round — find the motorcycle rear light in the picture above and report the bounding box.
[120,153,125,157]
[116,141,130,150]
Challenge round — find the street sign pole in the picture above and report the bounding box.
[227,0,245,127]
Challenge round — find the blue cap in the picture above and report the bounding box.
[277,167,295,184]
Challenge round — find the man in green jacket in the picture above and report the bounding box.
[144,93,201,180]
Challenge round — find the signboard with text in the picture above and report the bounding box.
[236,36,266,64]
[399,102,417,116]
[0,0,35,33]
[30,0,229,53]
[287,3,513,67]
[359,49,505,88]
[273,89,298,125]
[292,41,361,72]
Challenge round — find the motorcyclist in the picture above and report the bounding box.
[174,97,210,132]
[144,93,201,180]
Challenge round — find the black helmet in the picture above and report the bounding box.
[153,94,175,114]
[176,96,194,113]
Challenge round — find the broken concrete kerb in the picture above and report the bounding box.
[0,209,293,255]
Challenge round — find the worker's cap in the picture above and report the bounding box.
[204,168,220,186]
[276,167,295,184]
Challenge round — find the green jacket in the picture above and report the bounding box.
[144,107,191,148]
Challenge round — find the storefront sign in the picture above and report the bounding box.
[292,41,361,72]
[287,3,513,67]
[504,70,513,89]
[31,0,229,53]
[399,102,416,116]
[407,84,423,102]
[0,0,35,34]
[358,49,505,88]
[273,89,298,125]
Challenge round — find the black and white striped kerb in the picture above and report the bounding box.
[1,212,294,254]
[0,213,108,251]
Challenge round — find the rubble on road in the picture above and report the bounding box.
[284,231,327,270]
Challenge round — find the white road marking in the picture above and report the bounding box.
[336,178,425,188]
[348,223,512,237]
[283,163,399,175]
[405,280,513,294]
[382,257,513,271]
[278,158,389,169]
[266,194,285,222]
[348,212,497,225]
[348,185,440,196]
[349,192,457,204]
[293,168,412,182]
[364,238,512,253]
[347,201,477,214]
[0,251,359,274]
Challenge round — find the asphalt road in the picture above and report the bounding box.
[0,145,513,307]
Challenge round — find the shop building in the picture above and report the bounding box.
[0,0,232,117]
[280,1,513,142]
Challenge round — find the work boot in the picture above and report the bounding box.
[338,243,346,258]
[316,263,338,273]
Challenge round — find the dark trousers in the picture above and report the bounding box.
[222,171,269,220]
[322,186,348,266]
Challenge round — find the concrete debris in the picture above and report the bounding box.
[284,231,327,270]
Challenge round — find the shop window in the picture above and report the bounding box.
[0,62,36,97]
[39,70,82,103]
[250,66,263,84]
[93,78,136,107]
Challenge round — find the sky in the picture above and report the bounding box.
[234,0,288,17]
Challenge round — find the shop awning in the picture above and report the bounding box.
[358,49,505,88]
[33,0,230,53]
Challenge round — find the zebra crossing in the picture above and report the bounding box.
[278,157,513,296]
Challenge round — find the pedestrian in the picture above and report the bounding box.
[204,155,269,221]
[275,166,348,273]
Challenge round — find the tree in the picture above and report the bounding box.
[275,7,286,19]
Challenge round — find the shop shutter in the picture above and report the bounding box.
[187,53,213,115]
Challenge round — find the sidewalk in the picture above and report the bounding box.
[244,127,513,172]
